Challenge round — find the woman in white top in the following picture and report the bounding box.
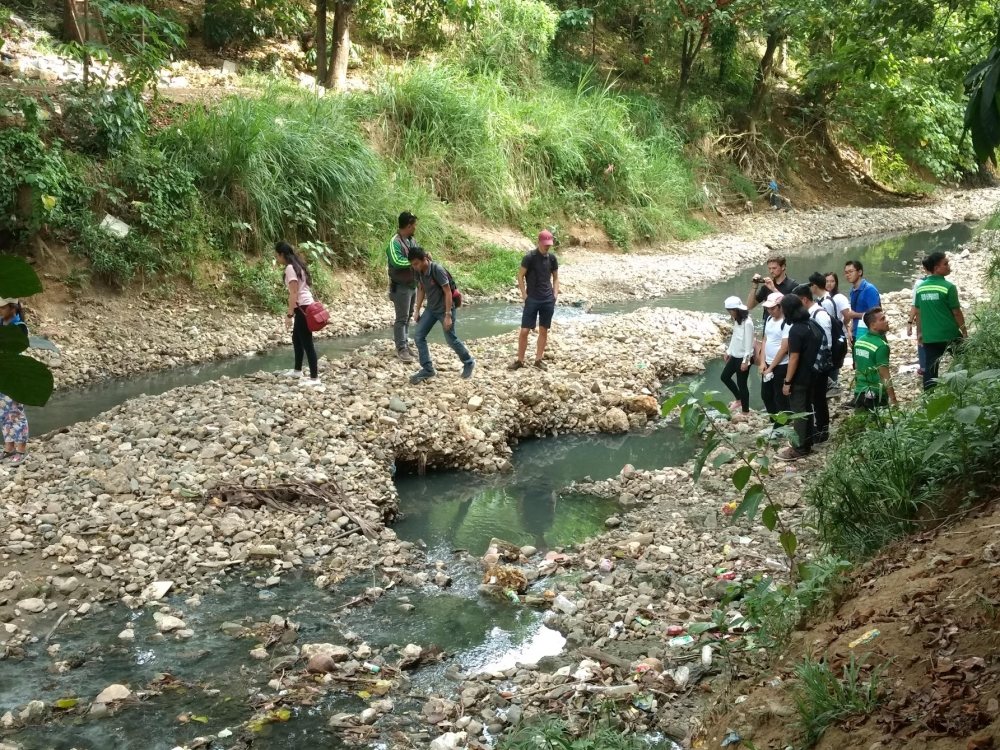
[275,241,321,387]
[721,296,755,414]
[759,292,791,423]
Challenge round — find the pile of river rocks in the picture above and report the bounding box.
[0,305,725,636]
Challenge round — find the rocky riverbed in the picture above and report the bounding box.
[25,190,1000,390]
[0,230,994,748]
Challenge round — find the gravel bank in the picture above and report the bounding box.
[0,305,722,631]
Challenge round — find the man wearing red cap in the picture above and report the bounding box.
[511,230,560,370]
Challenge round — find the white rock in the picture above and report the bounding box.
[429,731,467,750]
[94,684,131,704]
[157,615,185,633]
[141,580,173,601]
[17,598,45,613]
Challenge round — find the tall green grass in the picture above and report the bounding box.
[810,367,1000,557]
[374,62,704,246]
[157,87,386,261]
[793,655,885,748]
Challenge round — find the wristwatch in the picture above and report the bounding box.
[783,380,792,385]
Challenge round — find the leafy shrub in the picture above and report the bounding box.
[97,0,185,91]
[740,556,852,650]
[159,87,385,259]
[498,718,655,749]
[72,221,163,284]
[226,256,286,312]
[462,0,557,84]
[203,0,310,50]
[793,655,885,748]
[0,108,89,243]
[61,87,148,155]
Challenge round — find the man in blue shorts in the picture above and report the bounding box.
[510,230,560,370]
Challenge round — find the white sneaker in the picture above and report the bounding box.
[281,369,303,379]
[300,378,325,391]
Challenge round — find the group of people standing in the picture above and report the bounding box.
[383,212,559,384]
[720,252,966,461]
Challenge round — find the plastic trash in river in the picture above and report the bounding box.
[666,625,685,636]
[721,731,742,747]
[631,693,655,712]
[668,635,695,648]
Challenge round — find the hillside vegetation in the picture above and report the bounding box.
[1,0,998,307]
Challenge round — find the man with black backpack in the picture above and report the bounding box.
[407,247,475,384]
[795,284,832,444]
[776,293,824,461]
[809,272,849,393]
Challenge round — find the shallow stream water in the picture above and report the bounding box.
[4,221,977,748]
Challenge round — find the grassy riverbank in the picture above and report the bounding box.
[2,60,704,310]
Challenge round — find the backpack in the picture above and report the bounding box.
[430,261,463,308]
[817,297,847,369]
[807,317,833,375]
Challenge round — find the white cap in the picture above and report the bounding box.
[723,295,747,311]
[0,298,18,307]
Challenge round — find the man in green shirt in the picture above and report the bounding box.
[387,211,418,363]
[914,251,967,391]
[853,307,897,411]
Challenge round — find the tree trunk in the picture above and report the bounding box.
[747,30,784,121]
[315,0,327,87]
[675,28,706,109]
[326,1,352,90]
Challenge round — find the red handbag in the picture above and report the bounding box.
[304,302,330,332]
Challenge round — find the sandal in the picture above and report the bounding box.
[7,453,26,465]
[1,451,13,462]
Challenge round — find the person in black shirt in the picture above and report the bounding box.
[777,293,821,461]
[746,254,797,320]
[510,230,560,370]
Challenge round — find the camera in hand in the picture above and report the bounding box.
[752,274,764,284]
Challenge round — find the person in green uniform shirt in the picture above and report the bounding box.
[913,251,967,391]
[387,211,419,362]
[853,307,897,411]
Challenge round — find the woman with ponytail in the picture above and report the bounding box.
[274,242,322,388]
[0,299,29,464]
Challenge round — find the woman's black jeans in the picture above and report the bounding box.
[761,363,789,424]
[721,357,750,413]
[293,307,319,379]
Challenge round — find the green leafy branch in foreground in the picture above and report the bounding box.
[0,256,54,407]
[662,380,801,578]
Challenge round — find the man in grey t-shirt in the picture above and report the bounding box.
[511,230,560,370]
[408,247,475,384]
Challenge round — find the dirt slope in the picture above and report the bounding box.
[699,502,1000,750]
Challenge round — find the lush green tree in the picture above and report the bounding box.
[0,256,53,407]
[965,45,1000,166]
